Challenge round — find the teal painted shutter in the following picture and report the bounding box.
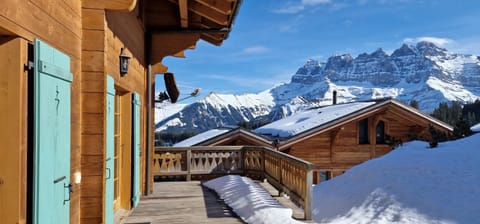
[132,92,141,207]
[105,75,115,224]
[33,39,72,224]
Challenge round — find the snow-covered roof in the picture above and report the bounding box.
[173,128,230,147]
[254,101,376,138]
[471,123,480,132]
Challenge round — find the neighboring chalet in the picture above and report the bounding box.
[0,0,241,224]
[174,126,272,147]
[254,98,453,182]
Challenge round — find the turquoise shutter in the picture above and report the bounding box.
[105,75,115,224]
[132,92,141,207]
[33,39,72,224]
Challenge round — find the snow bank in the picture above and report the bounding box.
[203,175,303,224]
[471,123,480,132]
[312,134,480,224]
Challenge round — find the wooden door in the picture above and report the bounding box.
[131,92,140,207]
[105,75,115,224]
[32,39,72,224]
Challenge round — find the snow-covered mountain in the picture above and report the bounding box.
[156,41,480,134]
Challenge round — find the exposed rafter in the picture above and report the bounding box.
[179,0,189,28]
[168,0,229,26]
[196,0,233,15]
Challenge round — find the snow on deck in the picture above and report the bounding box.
[312,133,480,223]
[203,175,303,224]
[254,102,376,138]
[173,128,230,147]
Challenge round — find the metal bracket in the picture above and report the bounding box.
[64,183,73,204]
[24,61,34,72]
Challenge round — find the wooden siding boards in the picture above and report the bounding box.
[0,37,28,224]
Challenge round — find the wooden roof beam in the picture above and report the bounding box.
[190,0,230,25]
[105,0,138,11]
[195,0,233,15]
[179,0,189,28]
[167,0,229,25]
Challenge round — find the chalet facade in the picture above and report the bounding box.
[0,0,241,223]
[255,98,453,181]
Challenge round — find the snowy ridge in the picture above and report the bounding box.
[312,133,480,223]
[156,41,480,134]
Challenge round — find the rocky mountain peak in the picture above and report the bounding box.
[415,41,447,56]
[371,48,388,58]
[156,42,480,134]
[391,44,416,57]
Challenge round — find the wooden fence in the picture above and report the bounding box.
[153,146,315,220]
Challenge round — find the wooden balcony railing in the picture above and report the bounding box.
[153,146,315,220]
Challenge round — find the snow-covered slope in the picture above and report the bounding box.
[312,133,480,224]
[155,91,275,132]
[157,41,480,134]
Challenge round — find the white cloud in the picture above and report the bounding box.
[273,0,331,14]
[241,46,270,54]
[403,36,454,47]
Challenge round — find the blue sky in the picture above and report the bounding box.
[157,0,480,103]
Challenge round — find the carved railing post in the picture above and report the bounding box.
[186,148,192,181]
[305,169,313,220]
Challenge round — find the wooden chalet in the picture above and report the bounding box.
[254,98,453,182]
[174,126,273,147]
[0,0,241,223]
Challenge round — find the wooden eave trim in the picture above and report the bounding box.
[199,34,222,45]
[389,100,453,131]
[105,0,138,11]
[196,129,273,146]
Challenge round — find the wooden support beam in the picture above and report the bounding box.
[329,128,341,163]
[167,0,229,25]
[105,0,138,11]
[200,33,222,45]
[195,0,233,15]
[179,0,189,28]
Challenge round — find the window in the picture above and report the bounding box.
[358,118,369,144]
[376,121,386,144]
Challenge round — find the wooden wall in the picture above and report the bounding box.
[80,1,148,222]
[287,107,439,179]
[0,0,82,223]
[0,37,28,224]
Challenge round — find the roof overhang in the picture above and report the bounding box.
[196,128,274,148]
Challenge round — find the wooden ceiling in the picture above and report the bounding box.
[145,0,241,46]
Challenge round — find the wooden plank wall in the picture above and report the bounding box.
[105,8,147,201]
[288,108,437,178]
[0,37,28,224]
[81,2,107,223]
[0,0,82,223]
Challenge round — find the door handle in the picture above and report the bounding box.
[64,183,72,204]
[106,167,111,180]
[54,176,66,184]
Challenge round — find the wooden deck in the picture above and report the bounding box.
[121,181,245,224]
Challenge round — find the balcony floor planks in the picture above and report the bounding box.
[121,181,245,224]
